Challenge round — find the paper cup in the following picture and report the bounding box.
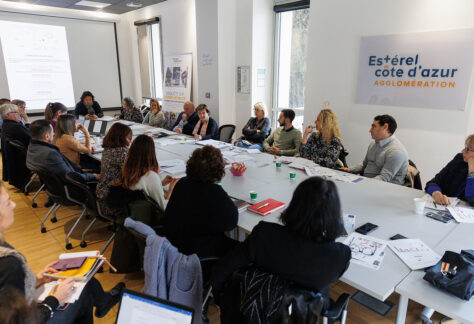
[413,198,426,215]
[250,191,258,200]
[275,162,282,168]
[289,172,296,179]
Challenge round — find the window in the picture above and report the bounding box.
[136,19,164,103]
[273,6,310,131]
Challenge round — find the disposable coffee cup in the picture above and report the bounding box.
[413,198,426,215]
[276,162,282,168]
[250,191,258,200]
[289,172,296,179]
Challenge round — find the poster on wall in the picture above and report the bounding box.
[355,29,474,110]
[162,53,192,112]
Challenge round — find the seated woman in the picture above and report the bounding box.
[192,104,218,140]
[426,134,474,206]
[300,108,342,169]
[0,181,124,323]
[115,134,178,211]
[44,102,67,132]
[235,102,270,150]
[117,97,143,123]
[96,123,132,215]
[164,145,238,258]
[54,114,96,170]
[211,177,351,307]
[143,99,166,128]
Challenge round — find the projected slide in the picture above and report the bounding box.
[0,20,75,110]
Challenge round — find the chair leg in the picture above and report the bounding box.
[24,174,37,195]
[31,183,45,208]
[65,207,86,250]
[50,204,61,223]
[41,203,57,233]
[80,218,97,248]
[100,232,116,255]
[341,309,348,324]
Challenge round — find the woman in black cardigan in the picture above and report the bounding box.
[163,145,238,258]
[211,176,351,305]
[0,181,124,323]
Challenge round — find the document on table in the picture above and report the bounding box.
[447,206,474,223]
[160,159,186,175]
[388,239,441,270]
[92,121,102,133]
[343,233,387,270]
[195,139,232,149]
[288,157,317,170]
[246,149,261,154]
[422,194,459,211]
[97,116,115,121]
[304,167,364,183]
[154,138,181,146]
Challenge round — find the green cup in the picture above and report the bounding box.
[216,180,222,185]
[289,172,296,179]
[276,162,282,168]
[250,191,258,200]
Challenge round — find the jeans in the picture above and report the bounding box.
[235,140,262,151]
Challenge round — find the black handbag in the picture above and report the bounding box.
[423,250,474,301]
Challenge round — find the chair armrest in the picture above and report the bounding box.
[323,293,350,319]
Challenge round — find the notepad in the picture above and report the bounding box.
[247,199,286,216]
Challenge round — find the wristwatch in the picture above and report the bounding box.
[468,172,474,178]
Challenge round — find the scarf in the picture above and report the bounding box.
[192,119,208,137]
[0,245,36,303]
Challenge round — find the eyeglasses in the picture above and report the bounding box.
[465,146,474,153]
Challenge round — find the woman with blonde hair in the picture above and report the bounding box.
[143,99,166,128]
[300,103,342,168]
[236,102,271,150]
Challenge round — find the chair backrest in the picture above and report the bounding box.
[218,267,325,323]
[338,144,349,168]
[407,159,422,190]
[219,124,236,143]
[35,171,76,206]
[65,172,98,216]
[7,139,27,157]
[5,139,31,189]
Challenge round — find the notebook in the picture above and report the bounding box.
[247,198,286,216]
[230,197,251,213]
[116,289,194,324]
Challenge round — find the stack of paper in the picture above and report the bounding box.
[304,166,364,183]
[388,239,441,270]
[288,157,317,170]
[343,233,387,270]
[196,139,232,150]
[423,194,459,211]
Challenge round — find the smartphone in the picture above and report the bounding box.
[425,211,453,223]
[355,222,378,235]
[390,234,407,240]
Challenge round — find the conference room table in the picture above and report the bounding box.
[89,122,471,323]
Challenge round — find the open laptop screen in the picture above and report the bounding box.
[116,289,194,324]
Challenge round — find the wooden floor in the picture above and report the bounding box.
[3,177,457,323]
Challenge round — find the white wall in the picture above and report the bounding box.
[116,0,198,106]
[304,0,474,183]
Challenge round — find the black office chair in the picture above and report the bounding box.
[64,172,116,253]
[219,124,236,143]
[3,139,31,192]
[338,144,349,168]
[216,267,350,324]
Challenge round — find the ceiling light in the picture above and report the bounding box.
[74,1,112,9]
[126,2,143,8]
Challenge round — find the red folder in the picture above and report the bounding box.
[247,199,286,216]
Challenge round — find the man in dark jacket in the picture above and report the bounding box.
[0,104,31,147]
[173,101,199,135]
[74,91,104,120]
[26,120,98,182]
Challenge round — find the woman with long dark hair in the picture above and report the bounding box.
[211,176,351,303]
[44,102,67,131]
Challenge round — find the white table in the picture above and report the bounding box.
[89,123,468,321]
[395,224,474,324]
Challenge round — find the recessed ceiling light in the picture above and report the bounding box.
[74,1,112,9]
[126,2,143,8]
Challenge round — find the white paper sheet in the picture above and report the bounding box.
[92,121,102,133]
[36,281,87,304]
[196,139,232,149]
[447,206,474,223]
[389,239,441,270]
[423,194,459,211]
[246,149,262,154]
[343,233,387,270]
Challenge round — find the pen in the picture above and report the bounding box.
[256,203,269,210]
[433,201,438,209]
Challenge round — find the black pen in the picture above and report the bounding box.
[433,201,438,209]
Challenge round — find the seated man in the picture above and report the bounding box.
[0,104,30,147]
[11,100,29,126]
[173,101,199,135]
[341,114,408,185]
[26,120,98,182]
[74,90,104,120]
[425,134,474,206]
[263,109,301,156]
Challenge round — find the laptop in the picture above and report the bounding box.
[115,289,194,324]
[83,119,112,136]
